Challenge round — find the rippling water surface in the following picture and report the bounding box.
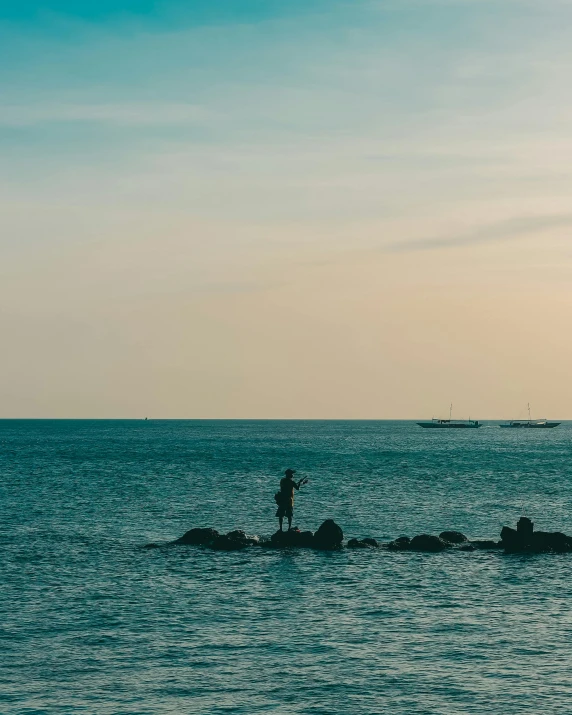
[2,420,572,714]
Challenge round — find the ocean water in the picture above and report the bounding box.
[2,419,572,714]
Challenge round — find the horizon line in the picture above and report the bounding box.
[0,417,569,422]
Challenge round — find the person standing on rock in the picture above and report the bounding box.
[275,469,308,531]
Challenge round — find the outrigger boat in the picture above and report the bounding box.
[417,404,481,429]
[500,404,560,429]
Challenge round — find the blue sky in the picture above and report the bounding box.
[0,0,330,23]
[2,1,572,417]
[4,0,562,216]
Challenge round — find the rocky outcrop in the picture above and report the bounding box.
[501,517,572,553]
[314,519,344,550]
[387,532,484,552]
[165,520,344,550]
[531,532,572,552]
[174,527,220,546]
[153,517,572,555]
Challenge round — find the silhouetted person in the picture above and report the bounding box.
[275,468,307,531]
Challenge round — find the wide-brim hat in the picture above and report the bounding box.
[284,468,296,476]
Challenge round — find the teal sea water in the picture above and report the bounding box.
[2,419,572,714]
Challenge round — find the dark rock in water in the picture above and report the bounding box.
[500,526,519,548]
[387,534,448,552]
[347,537,379,549]
[270,529,288,546]
[501,522,535,553]
[174,527,220,546]
[154,518,572,556]
[439,531,468,544]
[532,531,572,553]
[501,518,572,553]
[471,540,502,550]
[314,519,344,550]
[299,530,315,547]
[211,535,248,551]
[386,536,411,550]
[211,530,258,551]
[270,529,315,548]
[409,534,449,552]
[517,516,534,538]
[505,530,572,554]
[363,537,379,548]
[226,529,249,542]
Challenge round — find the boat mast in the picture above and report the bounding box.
[528,403,532,422]
[450,403,453,422]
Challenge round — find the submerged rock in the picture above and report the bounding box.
[226,529,253,542]
[211,530,259,551]
[314,519,344,550]
[439,531,468,544]
[174,527,220,546]
[347,537,379,548]
[409,534,449,552]
[386,536,411,550]
[386,532,477,552]
[470,540,502,550]
[363,537,379,548]
[386,534,449,552]
[211,535,248,551]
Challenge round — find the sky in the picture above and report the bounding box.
[1,0,572,418]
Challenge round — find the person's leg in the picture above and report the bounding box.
[279,516,284,531]
[286,505,293,531]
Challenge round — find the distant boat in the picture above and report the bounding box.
[500,404,560,429]
[417,418,481,429]
[417,404,481,429]
[500,420,560,429]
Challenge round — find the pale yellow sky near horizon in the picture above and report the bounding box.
[3,207,572,419]
[2,1,572,418]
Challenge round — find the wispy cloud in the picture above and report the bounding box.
[385,214,572,253]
